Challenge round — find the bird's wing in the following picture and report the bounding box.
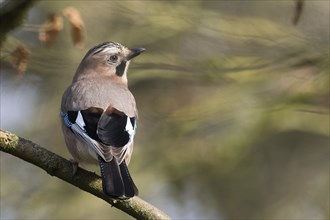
[62,108,112,162]
[62,106,136,164]
[97,106,136,164]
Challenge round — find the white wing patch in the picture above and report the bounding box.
[125,117,135,139]
[112,117,136,164]
[76,111,86,128]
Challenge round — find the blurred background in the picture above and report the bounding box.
[0,0,329,219]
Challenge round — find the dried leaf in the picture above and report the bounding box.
[62,7,85,49]
[292,0,304,25]
[10,43,30,75]
[39,13,63,47]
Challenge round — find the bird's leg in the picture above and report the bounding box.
[69,158,79,175]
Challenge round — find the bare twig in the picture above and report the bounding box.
[292,0,305,25]
[0,129,171,220]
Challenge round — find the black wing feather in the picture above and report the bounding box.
[80,108,103,141]
[67,108,103,141]
[67,111,78,123]
[69,108,133,148]
[97,113,130,147]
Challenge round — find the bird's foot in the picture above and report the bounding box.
[69,159,79,175]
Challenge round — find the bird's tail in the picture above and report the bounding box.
[119,160,139,197]
[98,157,138,199]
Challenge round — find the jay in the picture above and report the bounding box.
[60,41,145,199]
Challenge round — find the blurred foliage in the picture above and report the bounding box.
[0,0,36,47]
[0,0,329,219]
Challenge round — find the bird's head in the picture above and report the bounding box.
[73,41,145,86]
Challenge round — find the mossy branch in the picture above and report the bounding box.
[0,129,171,220]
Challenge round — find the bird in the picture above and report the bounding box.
[60,41,145,199]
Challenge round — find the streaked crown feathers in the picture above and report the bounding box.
[84,41,125,58]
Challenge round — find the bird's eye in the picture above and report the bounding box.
[108,55,118,63]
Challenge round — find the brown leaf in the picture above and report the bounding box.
[62,7,85,49]
[10,43,30,75]
[39,13,63,47]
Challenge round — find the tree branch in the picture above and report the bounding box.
[0,0,37,47]
[0,129,171,220]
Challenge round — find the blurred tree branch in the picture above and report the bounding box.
[0,129,171,220]
[0,0,37,47]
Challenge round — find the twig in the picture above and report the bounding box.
[292,0,305,25]
[0,129,171,220]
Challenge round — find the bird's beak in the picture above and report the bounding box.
[127,48,146,61]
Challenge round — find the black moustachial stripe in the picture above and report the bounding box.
[116,61,127,76]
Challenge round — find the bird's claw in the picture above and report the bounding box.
[69,159,79,175]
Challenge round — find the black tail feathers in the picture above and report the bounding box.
[119,161,139,197]
[98,157,138,199]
